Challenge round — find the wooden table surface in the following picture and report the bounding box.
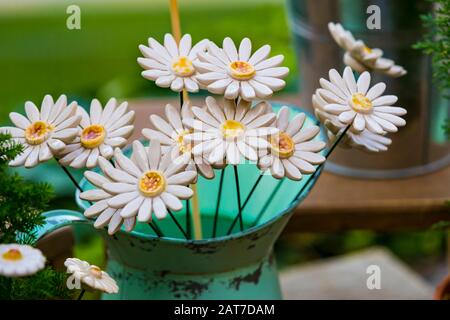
[128,97,450,232]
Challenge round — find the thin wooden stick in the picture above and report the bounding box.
[169,0,181,42]
[169,0,202,239]
[191,183,202,239]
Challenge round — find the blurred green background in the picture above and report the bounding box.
[0,0,447,298]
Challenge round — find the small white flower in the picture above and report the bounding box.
[316,67,407,135]
[138,34,209,93]
[0,244,46,277]
[258,106,326,180]
[328,22,407,77]
[81,157,137,235]
[184,97,278,166]
[82,140,196,223]
[59,98,135,169]
[64,258,118,294]
[195,37,289,101]
[312,75,393,153]
[142,102,215,180]
[0,95,81,168]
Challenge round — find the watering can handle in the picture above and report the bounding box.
[34,209,90,241]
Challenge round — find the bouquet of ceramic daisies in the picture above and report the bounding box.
[0,23,408,242]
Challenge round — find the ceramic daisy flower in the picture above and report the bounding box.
[312,71,394,154]
[0,244,46,277]
[80,158,136,235]
[0,95,81,168]
[58,98,135,169]
[316,67,407,134]
[142,102,214,180]
[315,106,392,152]
[138,33,209,93]
[328,22,406,77]
[84,140,196,222]
[258,107,326,180]
[195,37,289,101]
[65,258,118,294]
[184,96,278,166]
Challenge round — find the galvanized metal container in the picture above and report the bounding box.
[286,0,450,178]
[36,104,325,299]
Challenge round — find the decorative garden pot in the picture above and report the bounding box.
[36,104,325,299]
[286,0,450,178]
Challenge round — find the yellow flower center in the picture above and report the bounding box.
[80,125,106,149]
[25,121,53,145]
[270,131,294,159]
[363,46,373,54]
[350,93,373,113]
[221,120,245,139]
[89,265,103,279]
[2,248,22,261]
[172,56,195,77]
[139,171,166,197]
[229,61,255,80]
[176,130,192,154]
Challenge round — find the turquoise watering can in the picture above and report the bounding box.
[36,104,325,299]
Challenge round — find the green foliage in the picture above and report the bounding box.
[0,133,23,166]
[2,267,74,300]
[0,141,53,244]
[414,0,450,94]
[0,135,72,299]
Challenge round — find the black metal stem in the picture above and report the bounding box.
[56,160,84,193]
[233,165,243,232]
[180,92,184,110]
[250,179,285,227]
[292,124,351,202]
[185,199,191,239]
[77,289,86,300]
[226,173,263,235]
[148,221,163,237]
[168,210,189,239]
[212,168,225,238]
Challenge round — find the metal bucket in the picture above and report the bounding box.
[286,0,450,178]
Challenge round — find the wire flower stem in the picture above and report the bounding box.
[77,289,86,300]
[148,221,163,237]
[212,168,225,238]
[250,179,285,227]
[185,199,191,239]
[292,124,351,202]
[226,173,264,235]
[233,165,244,232]
[168,209,189,239]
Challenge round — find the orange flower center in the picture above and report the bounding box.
[2,248,23,261]
[172,56,195,77]
[25,121,53,145]
[89,265,103,279]
[363,46,373,54]
[350,93,373,113]
[80,125,106,149]
[229,61,255,80]
[139,171,166,197]
[271,132,294,159]
[176,130,192,154]
[221,120,245,139]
